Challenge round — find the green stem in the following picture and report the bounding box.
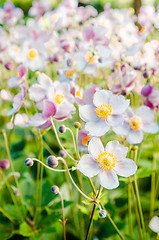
[107,214,125,240]
[150,155,156,219]
[59,191,66,240]
[128,177,133,234]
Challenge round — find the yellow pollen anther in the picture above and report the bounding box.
[28,48,38,59]
[55,94,64,104]
[95,103,112,119]
[76,90,82,99]
[84,51,97,64]
[82,136,91,146]
[97,151,117,171]
[140,26,146,33]
[129,116,142,130]
[14,46,19,52]
[66,69,74,78]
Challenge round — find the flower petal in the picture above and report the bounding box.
[88,137,104,158]
[112,122,130,135]
[77,154,100,177]
[149,216,159,233]
[110,95,130,115]
[142,122,159,134]
[79,105,98,122]
[108,115,124,127]
[98,170,119,189]
[114,158,137,177]
[29,84,46,102]
[85,119,110,136]
[42,100,56,119]
[127,129,143,144]
[93,90,112,107]
[136,106,154,124]
[105,140,128,160]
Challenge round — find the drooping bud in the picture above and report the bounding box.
[66,58,74,67]
[56,69,63,76]
[0,159,10,170]
[24,158,34,167]
[74,122,81,129]
[99,210,107,218]
[141,83,153,97]
[58,125,66,133]
[47,155,58,168]
[5,62,14,71]
[51,185,59,194]
[59,150,67,158]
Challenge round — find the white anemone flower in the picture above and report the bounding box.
[79,89,130,136]
[149,216,159,233]
[77,137,137,189]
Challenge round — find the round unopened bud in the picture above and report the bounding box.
[56,69,63,76]
[24,158,34,167]
[74,122,81,129]
[98,57,104,63]
[0,159,10,170]
[5,61,14,71]
[13,189,20,196]
[66,58,74,67]
[143,71,150,79]
[47,155,58,168]
[51,185,59,194]
[59,150,67,158]
[131,145,139,151]
[99,210,107,218]
[58,125,66,133]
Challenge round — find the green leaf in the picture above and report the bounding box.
[19,222,33,237]
[136,168,157,178]
[3,204,27,221]
[76,204,89,215]
[0,213,13,240]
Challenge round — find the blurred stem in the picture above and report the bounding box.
[89,178,97,196]
[66,127,80,160]
[130,182,143,240]
[59,191,66,240]
[150,155,156,219]
[1,130,25,217]
[133,149,146,237]
[128,177,133,234]
[0,207,14,223]
[51,118,78,162]
[75,128,80,160]
[107,214,125,240]
[85,185,103,240]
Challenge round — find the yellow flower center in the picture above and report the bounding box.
[66,69,74,78]
[140,26,146,33]
[95,103,112,119]
[14,46,19,52]
[76,90,82,99]
[82,136,91,146]
[129,116,142,130]
[28,48,38,59]
[55,94,64,104]
[84,51,97,64]
[97,151,117,171]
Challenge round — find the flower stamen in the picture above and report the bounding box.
[55,94,64,104]
[97,151,117,171]
[95,103,112,119]
[129,116,142,130]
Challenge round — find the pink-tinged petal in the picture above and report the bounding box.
[77,154,100,177]
[98,169,119,189]
[127,129,143,144]
[26,113,46,127]
[42,100,56,119]
[113,122,130,135]
[18,64,27,78]
[38,120,52,129]
[83,27,94,41]
[110,95,130,115]
[7,76,23,88]
[108,115,124,127]
[105,141,128,160]
[85,119,110,136]
[136,106,154,124]
[142,122,159,133]
[79,105,98,122]
[93,90,112,107]
[29,84,46,102]
[114,158,137,177]
[88,137,104,158]
[38,73,52,88]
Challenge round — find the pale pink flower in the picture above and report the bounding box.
[149,216,159,233]
[77,137,137,189]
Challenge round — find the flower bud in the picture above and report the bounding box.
[5,62,14,71]
[24,158,34,167]
[66,58,74,67]
[141,83,153,97]
[0,159,10,170]
[143,71,150,79]
[74,122,81,129]
[51,185,59,194]
[47,155,58,168]
[56,69,63,76]
[59,150,67,158]
[98,57,104,63]
[99,210,107,218]
[131,145,139,151]
[13,189,20,196]
[58,125,66,133]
